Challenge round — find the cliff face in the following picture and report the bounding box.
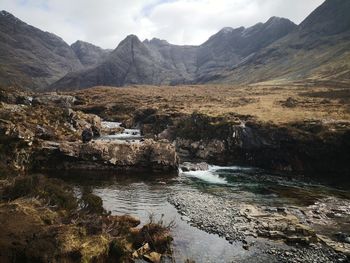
[173,113,350,179]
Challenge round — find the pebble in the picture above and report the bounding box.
[181,215,191,222]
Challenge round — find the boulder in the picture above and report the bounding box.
[35,125,55,140]
[91,125,101,138]
[82,128,93,143]
[180,162,209,172]
[143,252,162,263]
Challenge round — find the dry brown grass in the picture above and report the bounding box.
[70,84,350,124]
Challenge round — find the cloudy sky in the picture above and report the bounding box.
[1,0,324,49]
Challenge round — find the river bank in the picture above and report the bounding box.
[0,174,173,263]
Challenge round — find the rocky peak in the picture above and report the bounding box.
[71,40,86,47]
[219,27,235,34]
[202,17,295,54]
[0,10,18,21]
[111,34,147,57]
[262,17,294,32]
[71,40,110,67]
[124,34,141,43]
[148,38,170,46]
[266,16,283,24]
[219,26,244,35]
[0,10,28,31]
[0,10,12,16]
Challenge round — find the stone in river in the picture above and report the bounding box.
[181,162,209,172]
[82,128,93,143]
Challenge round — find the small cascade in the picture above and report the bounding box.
[98,121,143,141]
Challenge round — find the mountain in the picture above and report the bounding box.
[0,10,83,90]
[1,0,349,90]
[51,17,296,90]
[51,35,185,90]
[71,40,111,67]
[215,0,350,85]
[194,17,297,82]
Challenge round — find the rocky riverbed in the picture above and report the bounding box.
[167,165,350,262]
[169,191,349,262]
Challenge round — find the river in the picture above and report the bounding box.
[54,165,350,262]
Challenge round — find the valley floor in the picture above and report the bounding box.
[70,83,350,124]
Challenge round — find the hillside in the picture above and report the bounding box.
[0,11,83,90]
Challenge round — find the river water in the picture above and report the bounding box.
[56,165,350,262]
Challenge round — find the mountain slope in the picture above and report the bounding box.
[71,40,111,67]
[195,17,297,82]
[216,0,350,85]
[0,11,83,90]
[51,17,296,90]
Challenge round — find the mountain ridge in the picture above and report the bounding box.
[50,16,297,90]
[1,0,349,91]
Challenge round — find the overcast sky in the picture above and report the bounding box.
[1,0,325,49]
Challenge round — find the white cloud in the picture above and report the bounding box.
[0,0,325,48]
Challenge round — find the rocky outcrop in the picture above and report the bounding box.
[176,139,226,163]
[31,93,77,108]
[170,113,350,178]
[34,139,178,172]
[0,87,179,173]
